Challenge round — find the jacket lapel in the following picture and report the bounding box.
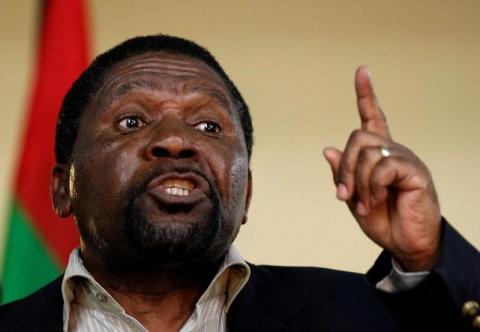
[227,263,304,332]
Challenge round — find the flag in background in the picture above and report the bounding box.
[1,0,90,303]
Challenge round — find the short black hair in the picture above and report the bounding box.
[55,34,253,164]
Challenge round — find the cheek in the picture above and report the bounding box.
[113,149,142,193]
[70,140,140,211]
[227,154,249,208]
[208,141,249,210]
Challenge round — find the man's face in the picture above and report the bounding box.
[57,52,251,269]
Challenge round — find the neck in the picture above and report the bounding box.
[80,249,222,332]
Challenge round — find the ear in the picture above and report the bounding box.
[241,170,253,225]
[50,164,72,218]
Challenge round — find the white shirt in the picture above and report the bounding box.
[61,247,250,332]
[61,247,427,331]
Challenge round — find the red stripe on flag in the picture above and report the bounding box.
[16,0,90,265]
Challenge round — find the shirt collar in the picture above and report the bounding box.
[197,245,250,312]
[61,246,250,330]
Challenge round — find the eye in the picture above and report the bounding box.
[194,121,222,135]
[118,116,146,130]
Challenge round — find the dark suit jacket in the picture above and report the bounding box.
[1,222,478,331]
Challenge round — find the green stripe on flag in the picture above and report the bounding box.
[2,200,61,304]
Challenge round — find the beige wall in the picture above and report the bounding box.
[1,0,479,273]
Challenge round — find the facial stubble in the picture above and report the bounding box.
[122,165,243,271]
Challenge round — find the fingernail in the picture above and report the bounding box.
[336,183,349,200]
[356,202,367,216]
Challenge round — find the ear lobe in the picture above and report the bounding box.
[241,170,253,225]
[50,164,72,218]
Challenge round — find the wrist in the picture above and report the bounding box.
[394,247,440,272]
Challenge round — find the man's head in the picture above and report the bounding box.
[51,35,253,271]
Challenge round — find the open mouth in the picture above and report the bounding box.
[161,179,195,196]
[145,172,210,206]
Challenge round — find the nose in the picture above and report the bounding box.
[144,117,197,160]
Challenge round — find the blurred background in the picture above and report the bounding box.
[1,0,479,300]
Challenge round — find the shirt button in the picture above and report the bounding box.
[463,300,480,318]
[96,292,108,303]
[473,316,480,329]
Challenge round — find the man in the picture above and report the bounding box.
[0,34,479,331]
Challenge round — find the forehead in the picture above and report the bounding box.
[95,52,233,106]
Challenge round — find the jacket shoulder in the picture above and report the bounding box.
[252,264,371,298]
[239,264,399,331]
[0,276,64,331]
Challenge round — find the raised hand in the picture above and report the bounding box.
[323,66,442,271]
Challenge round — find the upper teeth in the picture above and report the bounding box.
[161,179,194,196]
[165,187,190,196]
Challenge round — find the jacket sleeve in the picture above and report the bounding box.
[367,218,480,331]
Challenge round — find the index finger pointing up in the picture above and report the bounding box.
[355,66,391,139]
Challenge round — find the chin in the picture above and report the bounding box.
[124,199,233,268]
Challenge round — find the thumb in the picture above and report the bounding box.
[323,146,342,184]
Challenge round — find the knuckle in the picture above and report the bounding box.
[409,173,430,190]
[349,129,364,142]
